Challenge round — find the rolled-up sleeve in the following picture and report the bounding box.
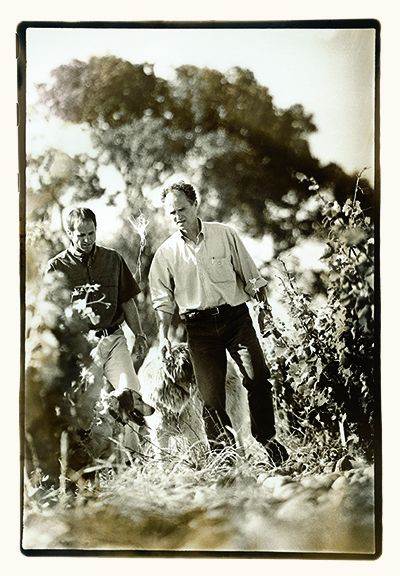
[228,227,267,297]
[149,250,176,315]
[119,255,140,303]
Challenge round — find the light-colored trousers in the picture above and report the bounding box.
[91,328,140,392]
[78,328,142,455]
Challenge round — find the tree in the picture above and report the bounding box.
[36,56,374,253]
[37,56,172,127]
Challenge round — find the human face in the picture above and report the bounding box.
[164,191,198,238]
[68,220,96,255]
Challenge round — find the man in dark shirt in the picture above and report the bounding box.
[46,207,148,452]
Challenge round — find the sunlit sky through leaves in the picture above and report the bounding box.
[26,26,376,180]
[24,25,376,270]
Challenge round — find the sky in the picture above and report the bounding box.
[25,25,376,181]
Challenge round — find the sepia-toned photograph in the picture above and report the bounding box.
[18,21,379,557]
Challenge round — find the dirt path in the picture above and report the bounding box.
[22,461,376,554]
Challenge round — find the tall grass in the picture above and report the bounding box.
[22,432,374,553]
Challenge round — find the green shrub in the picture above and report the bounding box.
[24,272,98,484]
[265,172,375,459]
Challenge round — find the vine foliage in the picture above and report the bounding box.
[24,272,100,484]
[264,171,375,459]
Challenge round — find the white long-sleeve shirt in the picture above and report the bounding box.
[149,220,267,316]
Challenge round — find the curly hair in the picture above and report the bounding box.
[161,181,197,205]
[66,207,97,231]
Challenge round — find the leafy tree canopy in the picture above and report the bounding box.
[35,56,373,252]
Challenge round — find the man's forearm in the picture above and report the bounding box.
[121,298,144,336]
[156,310,173,340]
[156,310,173,360]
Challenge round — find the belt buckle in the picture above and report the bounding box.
[186,311,197,319]
[96,327,108,338]
[211,307,220,316]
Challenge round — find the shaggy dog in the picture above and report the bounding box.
[138,343,262,460]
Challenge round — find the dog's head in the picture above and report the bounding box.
[162,344,195,393]
[104,388,155,426]
[152,343,197,412]
[138,343,198,415]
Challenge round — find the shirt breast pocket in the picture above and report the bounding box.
[90,275,118,304]
[208,257,235,283]
[96,274,117,288]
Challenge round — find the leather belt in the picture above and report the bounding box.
[95,324,120,338]
[183,304,231,321]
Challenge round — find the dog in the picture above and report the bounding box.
[68,385,155,478]
[138,343,263,460]
[102,387,155,428]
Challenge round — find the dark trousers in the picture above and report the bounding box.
[185,303,276,449]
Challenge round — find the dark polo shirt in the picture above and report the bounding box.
[46,244,140,330]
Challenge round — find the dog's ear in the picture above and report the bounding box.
[113,388,135,413]
[104,389,134,425]
[131,391,155,417]
[168,344,195,393]
[108,389,155,426]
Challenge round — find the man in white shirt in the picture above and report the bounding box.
[149,181,288,465]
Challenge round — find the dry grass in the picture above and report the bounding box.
[22,436,376,555]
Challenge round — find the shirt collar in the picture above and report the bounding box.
[179,218,204,244]
[68,243,97,261]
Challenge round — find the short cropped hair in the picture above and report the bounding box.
[66,207,97,231]
[161,181,197,205]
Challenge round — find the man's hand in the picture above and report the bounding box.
[121,298,147,359]
[160,335,172,363]
[254,286,281,338]
[257,304,274,337]
[133,334,148,361]
[257,304,282,339]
